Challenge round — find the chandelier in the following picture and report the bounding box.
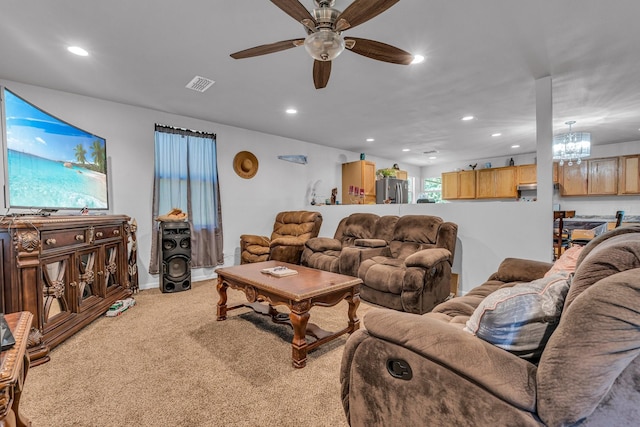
[552,120,591,166]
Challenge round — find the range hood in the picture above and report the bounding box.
[517,183,537,191]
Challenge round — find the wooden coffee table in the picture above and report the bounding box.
[215,261,362,368]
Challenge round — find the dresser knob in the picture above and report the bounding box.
[45,238,57,245]
[75,234,85,241]
[96,232,104,238]
[113,229,120,236]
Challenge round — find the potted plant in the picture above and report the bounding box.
[376,168,397,179]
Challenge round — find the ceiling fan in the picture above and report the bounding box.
[230,0,414,89]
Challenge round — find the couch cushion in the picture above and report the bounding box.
[391,215,443,244]
[464,271,571,360]
[537,269,640,427]
[341,213,380,246]
[564,231,640,311]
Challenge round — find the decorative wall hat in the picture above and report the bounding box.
[233,151,259,179]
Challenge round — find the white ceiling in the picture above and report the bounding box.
[2,0,640,167]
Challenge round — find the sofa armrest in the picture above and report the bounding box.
[490,258,552,283]
[353,238,388,248]
[404,247,451,268]
[305,237,342,252]
[363,309,538,412]
[240,234,270,247]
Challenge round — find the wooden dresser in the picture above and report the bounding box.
[0,215,136,365]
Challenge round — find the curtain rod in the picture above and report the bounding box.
[155,123,216,139]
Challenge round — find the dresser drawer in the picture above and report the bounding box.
[93,224,122,241]
[41,228,88,251]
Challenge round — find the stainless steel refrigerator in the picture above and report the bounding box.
[376,178,409,204]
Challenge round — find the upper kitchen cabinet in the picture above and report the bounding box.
[476,166,517,199]
[588,158,618,195]
[559,157,618,196]
[559,162,588,195]
[619,155,640,194]
[516,164,537,185]
[442,170,476,200]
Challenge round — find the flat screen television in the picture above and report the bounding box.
[1,86,109,211]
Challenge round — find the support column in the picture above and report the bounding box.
[536,76,554,261]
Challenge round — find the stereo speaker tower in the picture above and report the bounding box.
[160,222,191,293]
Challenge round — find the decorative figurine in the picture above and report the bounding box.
[331,188,338,205]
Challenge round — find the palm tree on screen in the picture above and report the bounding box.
[90,140,105,173]
[74,144,87,164]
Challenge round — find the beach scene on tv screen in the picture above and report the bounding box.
[4,89,108,210]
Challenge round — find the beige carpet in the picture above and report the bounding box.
[21,279,376,426]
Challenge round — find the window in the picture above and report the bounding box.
[422,177,443,203]
[149,124,224,274]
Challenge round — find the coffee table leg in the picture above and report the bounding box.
[216,276,228,321]
[289,308,310,368]
[347,291,361,333]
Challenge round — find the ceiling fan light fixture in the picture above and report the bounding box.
[304,30,345,61]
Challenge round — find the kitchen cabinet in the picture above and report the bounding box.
[476,166,517,199]
[395,170,408,180]
[0,215,136,365]
[588,158,618,195]
[516,164,537,184]
[559,157,618,196]
[342,160,376,204]
[559,162,588,196]
[618,155,640,194]
[442,170,476,199]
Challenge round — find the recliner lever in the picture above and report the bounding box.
[386,358,413,380]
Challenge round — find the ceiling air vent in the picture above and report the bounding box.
[423,150,438,154]
[185,76,215,92]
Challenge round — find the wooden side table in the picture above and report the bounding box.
[0,312,33,427]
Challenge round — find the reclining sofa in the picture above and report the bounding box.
[302,213,458,314]
[340,225,640,426]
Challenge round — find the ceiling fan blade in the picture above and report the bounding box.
[335,0,400,31]
[345,37,413,65]
[271,0,317,28]
[313,60,331,89]
[230,39,304,59]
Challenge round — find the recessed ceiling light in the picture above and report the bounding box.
[402,148,410,152]
[366,138,375,142]
[428,156,437,160]
[67,46,89,56]
[461,115,475,121]
[411,55,425,64]
[491,133,502,137]
[511,144,520,148]
[285,108,297,114]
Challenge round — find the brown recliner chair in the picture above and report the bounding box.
[300,213,399,275]
[341,225,640,427]
[240,211,322,265]
[356,215,458,314]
